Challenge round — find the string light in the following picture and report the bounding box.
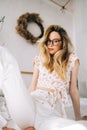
[0,16,5,32]
[50,0,71,13]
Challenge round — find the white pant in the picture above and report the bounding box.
[0,46,35,129]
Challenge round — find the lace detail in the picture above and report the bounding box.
[33,56,40,69]
[68,52,79,71]
[66,52,79,82]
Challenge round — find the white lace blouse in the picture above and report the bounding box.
[33,52,79,118]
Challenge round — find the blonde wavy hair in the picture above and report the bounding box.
[38,25,74,81]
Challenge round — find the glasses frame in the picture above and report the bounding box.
[46,38,62,46]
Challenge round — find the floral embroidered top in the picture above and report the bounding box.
[33,52,79,118]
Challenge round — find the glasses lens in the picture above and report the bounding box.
[53,39,61,45]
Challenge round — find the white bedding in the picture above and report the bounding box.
[0,96,87,130]
[66,97,87,120]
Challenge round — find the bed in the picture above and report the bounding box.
[0,95,87,130]
[0,71,87,130]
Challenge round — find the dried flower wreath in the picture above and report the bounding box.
[16,12,44,44]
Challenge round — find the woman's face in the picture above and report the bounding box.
[47,31,62,55]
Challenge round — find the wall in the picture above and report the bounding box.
[73,0,87,97]
[0,0,74,87]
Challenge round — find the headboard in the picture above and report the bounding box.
[21,71,33,75]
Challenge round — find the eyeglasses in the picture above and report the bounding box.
[46,39,62,46]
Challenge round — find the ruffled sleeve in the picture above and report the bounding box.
[68,52,80,71]
[33,55,40,69]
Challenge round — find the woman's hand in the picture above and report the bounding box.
[81,116,87,120]
[76,115,87,120]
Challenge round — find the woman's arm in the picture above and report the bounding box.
[69,59,81,120]
[28,67,39,92]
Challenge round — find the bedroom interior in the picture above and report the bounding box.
[0,0,87,129]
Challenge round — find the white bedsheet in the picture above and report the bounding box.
[66,97,87,120]
[0,96,87,130]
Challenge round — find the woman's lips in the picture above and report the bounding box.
[48,48,54,51]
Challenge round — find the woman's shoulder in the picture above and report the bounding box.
[34,55,40,62]
[68,52,79,70]
[69,52,79,61]
[33,55,41,68]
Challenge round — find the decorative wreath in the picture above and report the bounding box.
[16,12,44,44]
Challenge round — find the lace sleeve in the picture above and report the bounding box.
[33,56,40,69]
[68,52,80,71]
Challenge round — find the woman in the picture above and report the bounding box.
[28,25,87,130]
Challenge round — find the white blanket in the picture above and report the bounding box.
[0,96,87,130]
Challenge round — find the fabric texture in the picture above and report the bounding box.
[0,46,35,129]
